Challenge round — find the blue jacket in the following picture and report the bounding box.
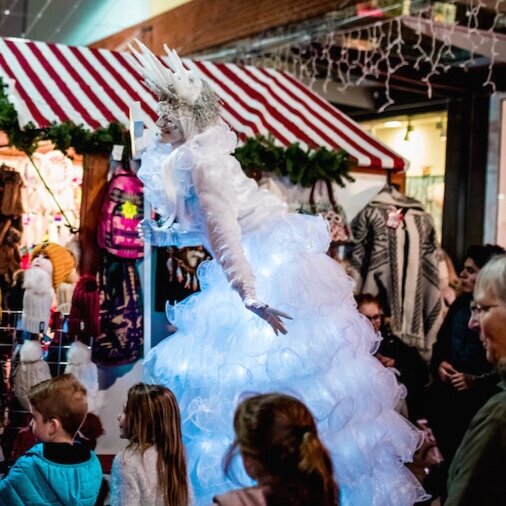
[0,443,102,505]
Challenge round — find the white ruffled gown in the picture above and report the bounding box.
[139,123,426,506]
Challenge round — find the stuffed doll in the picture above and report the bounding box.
[21,242,75,333]
[12,340,51,410]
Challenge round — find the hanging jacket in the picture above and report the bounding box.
[348,186,444,357]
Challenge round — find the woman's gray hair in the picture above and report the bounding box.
[474,253,506,303]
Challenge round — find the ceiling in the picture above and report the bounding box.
[0,0,191,46]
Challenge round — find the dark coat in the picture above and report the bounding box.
[446,370,506,506]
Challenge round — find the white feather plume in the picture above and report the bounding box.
[128,39,202,105]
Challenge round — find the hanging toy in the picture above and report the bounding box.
[176,265,183,283]
[386,207,405,229]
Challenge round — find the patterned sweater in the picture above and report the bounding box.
[109,445,165,506]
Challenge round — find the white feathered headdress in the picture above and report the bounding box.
[128,39,220,130]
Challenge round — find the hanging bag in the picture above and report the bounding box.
[97,167,144,259]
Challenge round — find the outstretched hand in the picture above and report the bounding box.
[245,298,292,335]
[137,218,174,247]
[137,219,151,240]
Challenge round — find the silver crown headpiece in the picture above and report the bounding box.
[128,39,220,130]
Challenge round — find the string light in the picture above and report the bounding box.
[218,2,503,111]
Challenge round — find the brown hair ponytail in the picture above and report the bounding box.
[298,430,338,504]
[224,393,339,506]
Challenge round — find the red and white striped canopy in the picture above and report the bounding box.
[0,37,405,171]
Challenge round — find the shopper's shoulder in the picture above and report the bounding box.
[213,487,266,506]
[483,389,506,418]
[114,445,155,469]
[17,442,44,463]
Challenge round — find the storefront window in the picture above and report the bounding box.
[359,112,447,239]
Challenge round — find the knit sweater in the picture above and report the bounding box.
[109,445,165,506]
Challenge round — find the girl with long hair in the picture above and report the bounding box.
[109,383,190,506]
[215,393,339,506]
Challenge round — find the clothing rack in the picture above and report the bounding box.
[0,310,94,469]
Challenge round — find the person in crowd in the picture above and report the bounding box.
[356,293,430,421]
[109,383,190,506]
[0,374,102,505]
[445,253,506,505]
[429,244,505,464]
[214,392,339,506]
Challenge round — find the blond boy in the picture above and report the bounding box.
[0,374,102,505]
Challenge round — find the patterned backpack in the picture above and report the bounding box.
[97,167,144,259]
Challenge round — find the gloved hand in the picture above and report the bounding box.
[244,298,292,335]
[137,218,174,247]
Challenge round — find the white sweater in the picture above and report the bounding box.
[109,446,164,506]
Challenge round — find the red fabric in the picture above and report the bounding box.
[68,274,100,339]
[10,425,38,463]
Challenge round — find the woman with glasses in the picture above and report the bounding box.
[428,244,504,500]
[446,253,506,505]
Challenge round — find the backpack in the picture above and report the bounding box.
[97,168,144,259]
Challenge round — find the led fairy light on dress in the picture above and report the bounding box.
[128,39,221,131]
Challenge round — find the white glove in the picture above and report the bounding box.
[138,218,204,248]
[244,298,292,335]
[137,218,174,247]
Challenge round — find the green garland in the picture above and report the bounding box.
[0,78,354,188]
[0,78,129,156]
[233,134,355,188]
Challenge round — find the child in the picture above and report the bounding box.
[109,383,190,506]
[0,374,102,505]
[215,393,339,506]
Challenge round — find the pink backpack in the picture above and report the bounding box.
[97,168,144,259]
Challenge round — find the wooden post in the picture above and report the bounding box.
[79,153,109,275]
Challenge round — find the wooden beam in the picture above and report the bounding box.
[79,153,109,275]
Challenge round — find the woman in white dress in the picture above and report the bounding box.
[130,41,426,506]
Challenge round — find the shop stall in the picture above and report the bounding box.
[0,36,414,461]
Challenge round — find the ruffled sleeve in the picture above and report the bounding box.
[192,153,256,302]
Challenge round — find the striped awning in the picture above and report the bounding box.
[0,37,406,171]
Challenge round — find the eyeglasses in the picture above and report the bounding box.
[365,314,382,321]
[470,301,506,319]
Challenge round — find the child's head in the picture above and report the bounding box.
[225,393,339,506]
[119,383,189,506]
[28,374,88,442]
[119,383,181,445]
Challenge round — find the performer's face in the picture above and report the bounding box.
[156,116,184,144]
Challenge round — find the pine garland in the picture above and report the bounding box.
[0,78,129,156]
[233,134,355,187]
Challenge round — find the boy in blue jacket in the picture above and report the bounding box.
[0,373,103,505]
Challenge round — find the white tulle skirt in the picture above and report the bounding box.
[145,213,427,505]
